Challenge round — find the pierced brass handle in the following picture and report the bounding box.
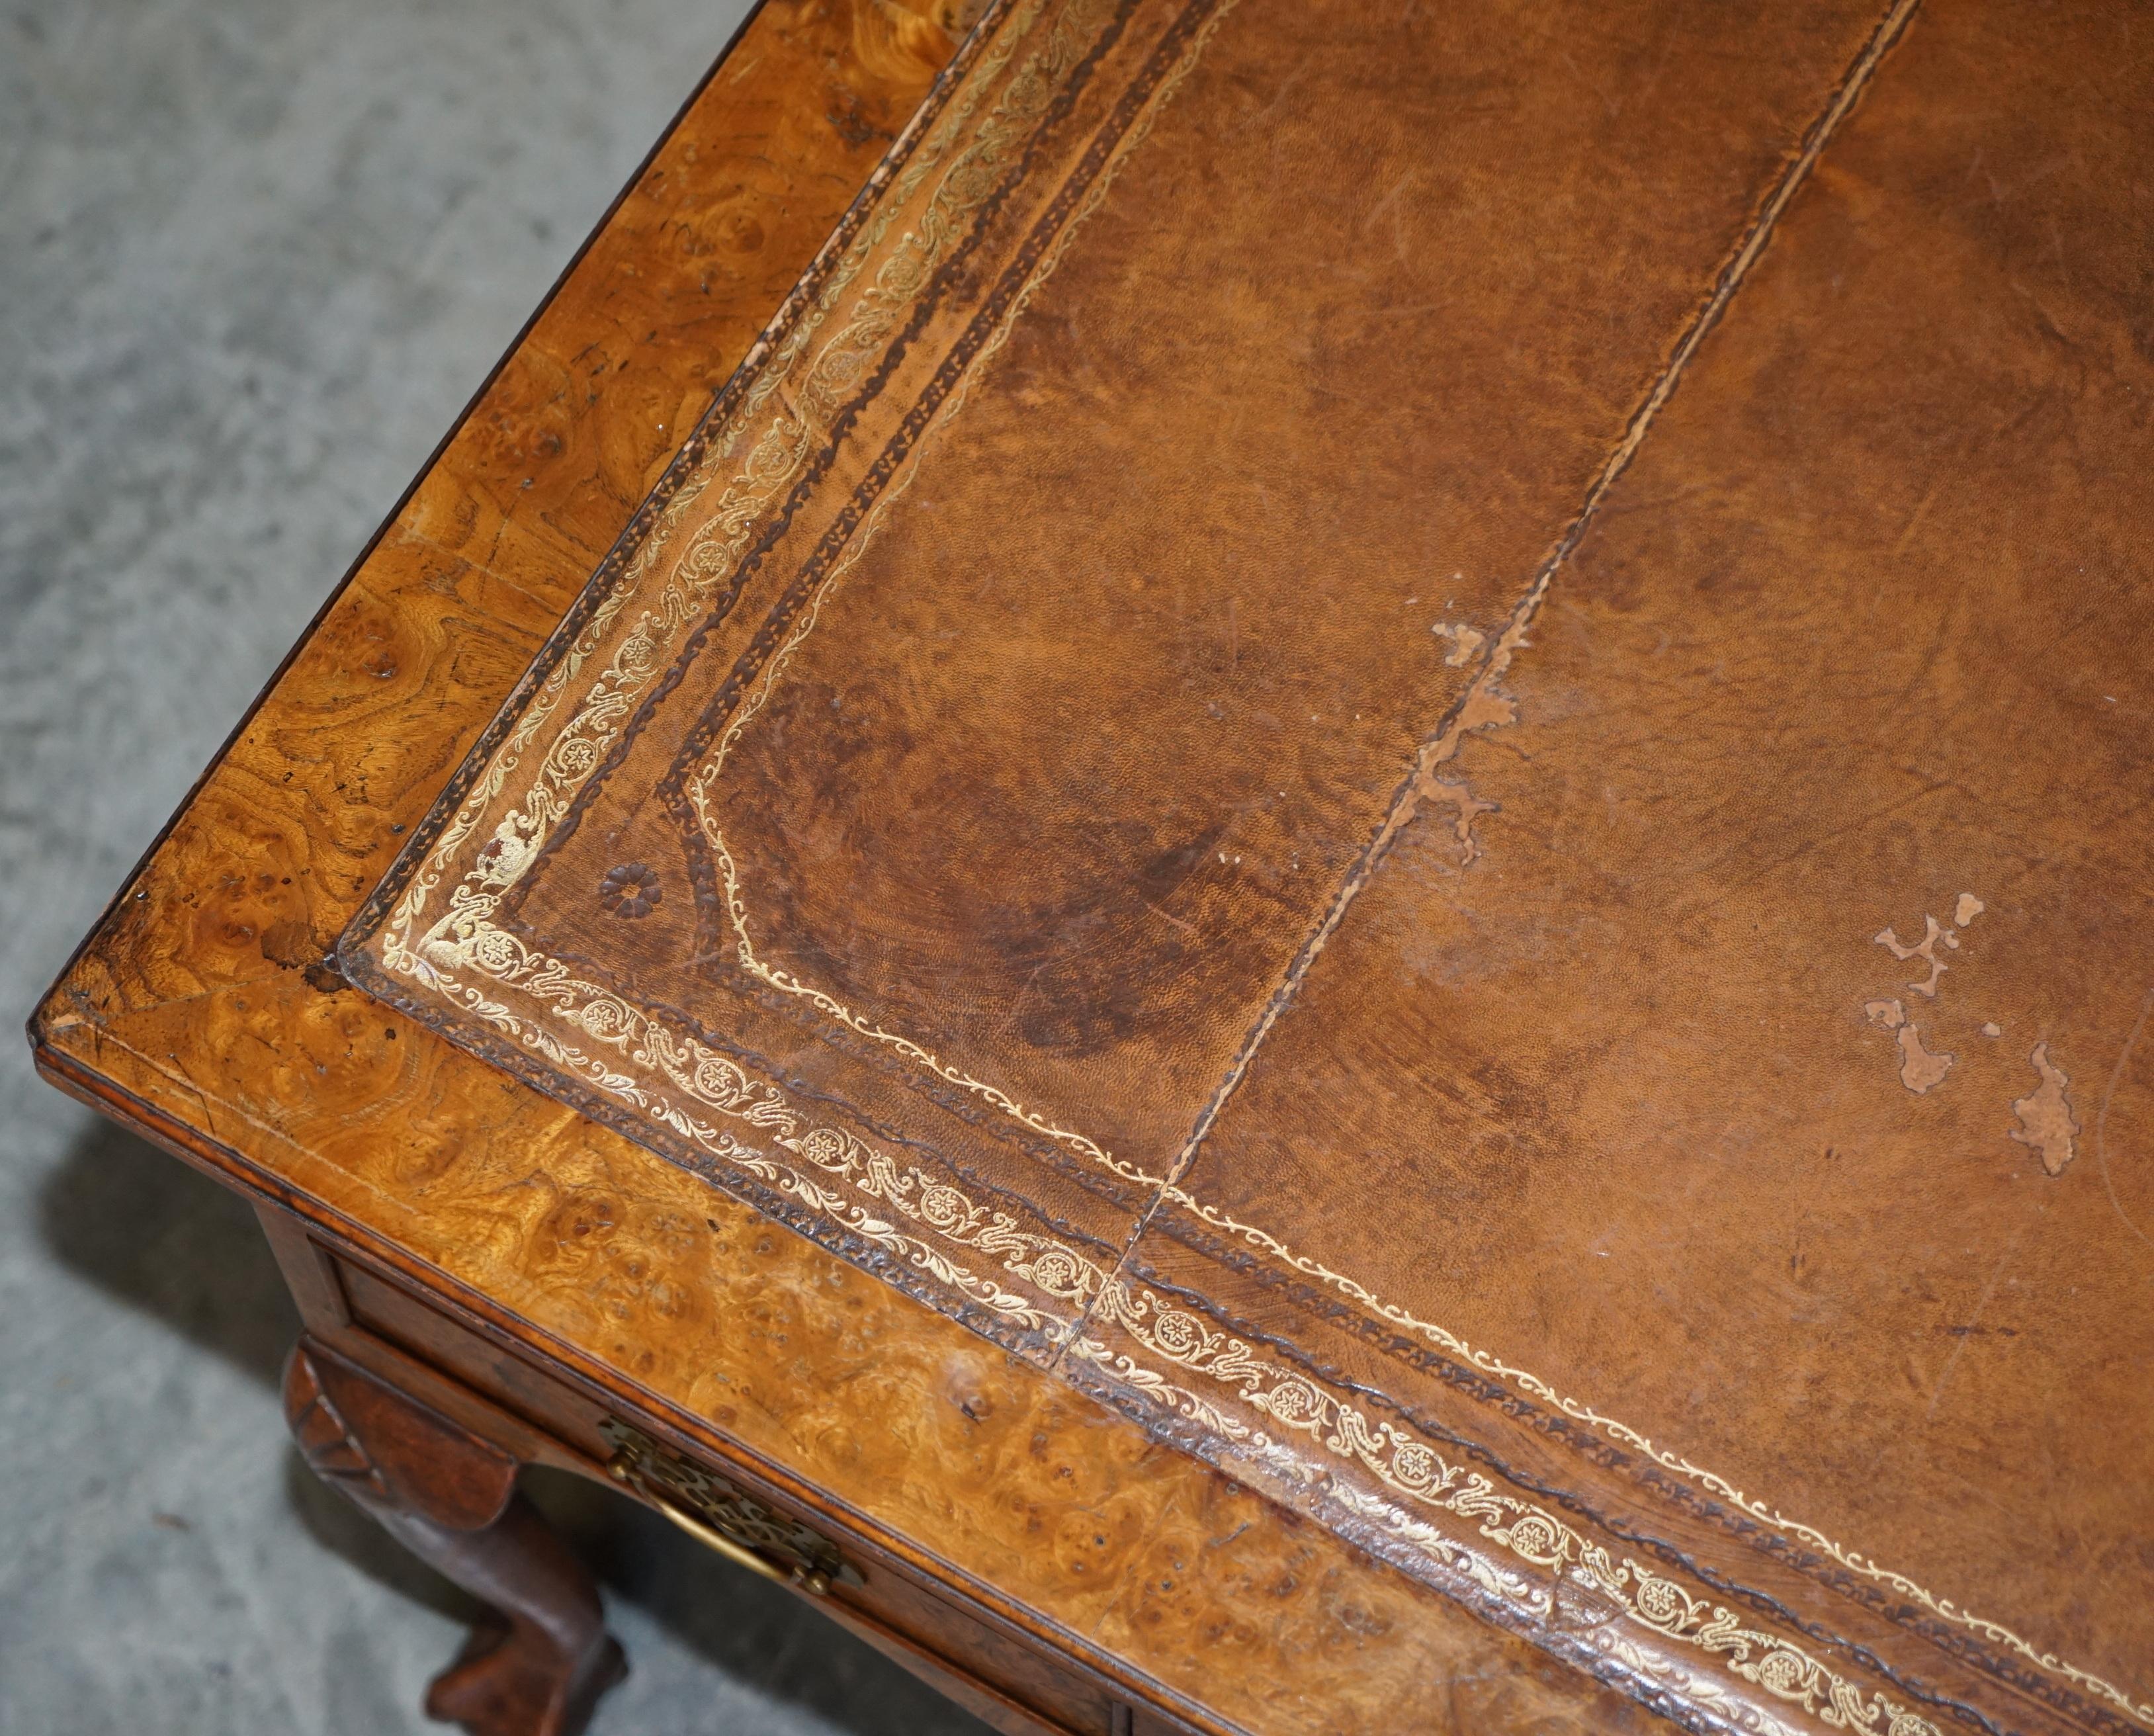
[623,1469,832,1595]
[600,1418,855,1597]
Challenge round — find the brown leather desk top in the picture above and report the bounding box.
[42,0,2154,1731]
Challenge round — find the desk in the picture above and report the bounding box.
[34,1,2154,1732]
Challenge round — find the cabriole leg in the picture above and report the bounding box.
[283,1336,627,1736]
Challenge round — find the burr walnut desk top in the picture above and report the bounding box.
[32,1,2154,1734]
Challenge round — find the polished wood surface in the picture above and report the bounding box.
[29,1,1658,1731]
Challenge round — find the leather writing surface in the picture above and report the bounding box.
[345,0,2154,1731]
[1132,4,2154,1724]
[347,0,1889,1344]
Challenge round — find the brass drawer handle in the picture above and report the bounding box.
[600,1418,856,1597]
[626,1474,832,1594]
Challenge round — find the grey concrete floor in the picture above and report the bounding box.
[0,1,990,1729]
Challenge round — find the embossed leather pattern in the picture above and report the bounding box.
[343,2,2154,1733]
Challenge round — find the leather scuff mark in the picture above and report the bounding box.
[1432,622,1486,668]
[1397,655,1524,866]
[1408,650,1517,867]
[1864,998,1953,1093]
[1863,896,1984,1092]
[1875,913,1952,998]
[1896,1023,1954,1094]
[1414,775,1500,866]
[2009,1042,2079,1176]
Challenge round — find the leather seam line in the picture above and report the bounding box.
[1051,0,1923,1373]
[1050,7,2154,1728]
[1144,0,1931,1210]
[1056,0,1930,1362]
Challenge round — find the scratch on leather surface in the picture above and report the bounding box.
[2096,988,2154,1253]
[1150,0,1929,1195]
[2009,1043,2078,1176]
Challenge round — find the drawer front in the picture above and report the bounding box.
[332,1257,1182,1736]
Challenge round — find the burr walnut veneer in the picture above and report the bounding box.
[32,1,2154,1733]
